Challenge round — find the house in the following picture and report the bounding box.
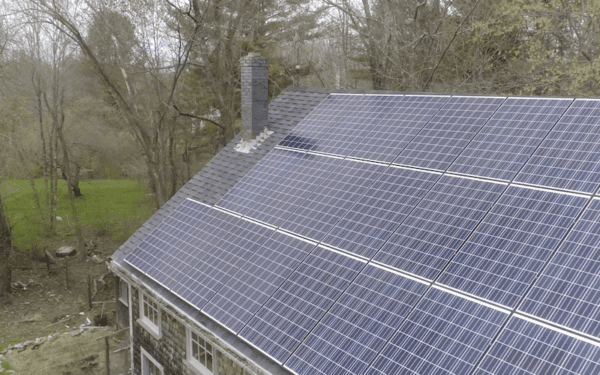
[109,53,600,375]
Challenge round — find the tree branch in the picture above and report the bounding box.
[423,0,481,91]
[173,105,224,130]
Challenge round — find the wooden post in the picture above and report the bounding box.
[44,250,56,275]
[65,256,69,290]
[88,274,92,310]
[105,336,110,375]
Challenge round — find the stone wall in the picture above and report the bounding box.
[130,285,261,375]
[217,351,252,375]
[131,287,186,375]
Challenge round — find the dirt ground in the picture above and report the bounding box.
[0,235,130,375]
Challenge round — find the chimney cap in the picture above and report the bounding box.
[241,52,264,65]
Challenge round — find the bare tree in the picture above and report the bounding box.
[27,0,224,208]
[0,181,13,299]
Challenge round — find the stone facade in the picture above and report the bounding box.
[128,284,261,375]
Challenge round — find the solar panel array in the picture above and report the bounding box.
[125,93,600,375]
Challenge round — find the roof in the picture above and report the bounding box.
[112,90,600,375]
[110,86,334,375]
[111,86,331,264]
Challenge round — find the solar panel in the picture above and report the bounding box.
[239,246,365,363]
[515,99,600,193]
[285,265,427,375]
[374,175,506,280]
[244,153,344,228]
[279,159,387,242]
[474,317,600,375]
[322,167,441,259]
[438,186,587,308]
[170,218,274,310]
[365,287,508,375]
[520,198,600,338]
[310,95,401,156]
[216,148,305,215]
[349,95,450,163]
[449,98,572,181]
[125,199,240,289]
[202,232,317,334]
[395,96,506,171]
[279,95,363,150]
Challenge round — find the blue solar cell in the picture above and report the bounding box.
[374,175,506,280]
[395,96,506,171]
[126,199,240,289]
[439,186,587,308]
[285,265,427,375]
[279,95,363,150]
[349,95,450,163]
[239,246,365,363]
[244,153,344,228]
[449,98,572,181]
[475,317,600,375]
[366,288,507,375]
[280,159,387,242]
[323,167,441,259]
[311,95,401,156]
[203,232,316,334]
[520,198,600,338]
[515,99,600,193]
[216,148,305,215]
[170,218,274,310]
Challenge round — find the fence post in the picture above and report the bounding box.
[88,274,93,310]
[105,336,110,375]
[65,257,69,290]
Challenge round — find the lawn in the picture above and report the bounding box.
[0,179,156,252]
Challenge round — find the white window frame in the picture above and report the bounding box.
[138,293,162,339]
[185,328,216,375]
[119,279,129,306]
[141,347,164,375]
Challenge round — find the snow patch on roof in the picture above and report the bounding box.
[235,128,274,153]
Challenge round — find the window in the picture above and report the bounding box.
[187,329,214,374]
[141,347,163,375]
[119,279,129,306]
[138,293,161,339]
[142,294,159,326]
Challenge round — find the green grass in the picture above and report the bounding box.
[0,179,156,251]
[0,361,11,374]
[0,335,25,352]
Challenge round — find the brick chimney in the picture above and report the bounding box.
[240,52,268,141]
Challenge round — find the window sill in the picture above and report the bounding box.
[184,358,213,375]
[119,297,129,306]
[137,317,162,340]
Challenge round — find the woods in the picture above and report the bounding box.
[0,0,598,258]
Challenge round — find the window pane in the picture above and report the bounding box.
[199,348,208,367]
[144,356,160,375]
[206,352,213,371]
[192,341,199,360]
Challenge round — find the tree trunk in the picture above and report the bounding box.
[57,126,86,258]
[49,125,58,236]
[0,188,13,299]
[71,163,83,198]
